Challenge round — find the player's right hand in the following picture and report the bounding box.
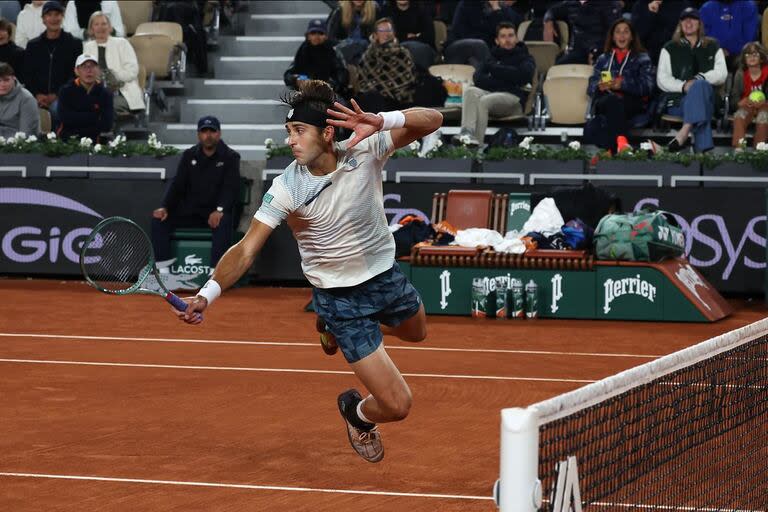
[173,296,207,324]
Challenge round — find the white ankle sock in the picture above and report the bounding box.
[356,397,374,425]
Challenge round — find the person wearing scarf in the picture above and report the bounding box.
[356,17,417,112]
[587,19,654,153]
[730,42,768,149]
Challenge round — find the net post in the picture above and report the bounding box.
[496,407,541,511]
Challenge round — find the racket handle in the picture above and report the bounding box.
[166,292,203,322]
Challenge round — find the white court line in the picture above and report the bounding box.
[0,333,661,359]
[0,359,596,383]
[0,472,492,501]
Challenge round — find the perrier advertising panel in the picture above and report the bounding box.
[411,267,596,319]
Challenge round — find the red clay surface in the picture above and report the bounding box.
[0,279,765,511]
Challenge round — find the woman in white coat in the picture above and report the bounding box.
[83,11,144,114]
[64,0,124,40]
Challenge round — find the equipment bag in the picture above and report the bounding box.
[593,209,685,262]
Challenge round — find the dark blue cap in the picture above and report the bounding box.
[197,115,221,132]
[306,19,326,34]
[679,7,700,21]
[42,1,65,15]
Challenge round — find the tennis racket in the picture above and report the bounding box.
[79,216,203,322]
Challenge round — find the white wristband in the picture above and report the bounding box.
[377,110,405,131]
[197,279,222,306]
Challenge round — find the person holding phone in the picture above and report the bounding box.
[586,19,654,153]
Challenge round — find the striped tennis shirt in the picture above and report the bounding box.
[254,131,396,289]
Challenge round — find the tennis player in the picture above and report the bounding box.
[177,80,443,463]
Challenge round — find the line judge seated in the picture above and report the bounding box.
[151,116,241,269]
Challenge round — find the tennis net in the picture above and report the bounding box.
[495,317,768,511]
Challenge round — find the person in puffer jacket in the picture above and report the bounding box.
[587,19,654,153]
[452,22,535,147]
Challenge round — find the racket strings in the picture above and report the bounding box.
[82,221,153,292]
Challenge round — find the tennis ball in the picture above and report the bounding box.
[749,90,766,103]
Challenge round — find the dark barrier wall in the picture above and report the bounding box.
[1,179,765,295]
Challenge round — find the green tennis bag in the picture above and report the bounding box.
[593,209,685,262]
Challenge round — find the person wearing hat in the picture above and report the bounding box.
[56,53,113,140]
[657,7,727,153]
[23,0,82,124]
[151,115,241,268]
[283,18,349,96]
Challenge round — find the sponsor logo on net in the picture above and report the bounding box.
[603,274,656,314]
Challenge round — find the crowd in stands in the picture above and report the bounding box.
[0,0,225,142]
[281,0,768,154]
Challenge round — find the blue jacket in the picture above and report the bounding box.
[700,0,758,56]
[587,50,654,99]
[473,42,535,102]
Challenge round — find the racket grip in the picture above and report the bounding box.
[166,292,203,322]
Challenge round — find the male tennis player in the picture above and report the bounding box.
[177,80,442,463]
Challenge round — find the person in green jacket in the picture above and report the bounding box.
[656,7,727,153]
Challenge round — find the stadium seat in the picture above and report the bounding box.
[119,0,153,36]
[525,41,561,78]
[542,76,590,125]
[433,20,447,54]
[7,21,15,41]
[428,64,475,121]
[135,21,183,43]
[519,19,569,52]
[129,33,185,83]
[546,64,593,80]
[39,108,51,134]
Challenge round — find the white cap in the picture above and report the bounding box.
[75,54,98,67]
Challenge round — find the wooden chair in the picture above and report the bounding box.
[542,75,590,125]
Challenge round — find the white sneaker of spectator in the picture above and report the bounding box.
[418,129,442,157]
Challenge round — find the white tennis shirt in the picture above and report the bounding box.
[254,131,396,289]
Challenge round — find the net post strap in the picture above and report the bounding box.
[532,317,768,426]
[498,407,542,511]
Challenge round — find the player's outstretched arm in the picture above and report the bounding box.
[326,99,442,150]
[176,218,273,323]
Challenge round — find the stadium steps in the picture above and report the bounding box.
[217,36,304,56]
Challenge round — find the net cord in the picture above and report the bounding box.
[531,317,768,426]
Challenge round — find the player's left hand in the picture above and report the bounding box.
[326,99,383,148]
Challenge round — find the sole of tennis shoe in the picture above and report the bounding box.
[316,316,338,356]
[337,389,384,463]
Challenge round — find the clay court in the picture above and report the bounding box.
[0,279,764,511]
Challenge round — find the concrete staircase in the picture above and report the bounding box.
[155,0,332,161]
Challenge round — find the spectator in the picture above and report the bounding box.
[444,0,520,66]
[23,1,82,123]
[383,0,436,71]
[14,0,45,49]
[453,21,534,146]
[57,53,113,141]
[0,17,24,76]
[327,0,380,64]
[700,0,757,70]
[544,0,623,65]
[519,0,562,47]
[384,0,435,49]
[0,1,21,24]
[356,17,417,112]
[730,42,768,149]
[284,19,349,96]
[151,115,241,268]
[657,7,726,152]
[63,0,124,39]
[0,62,40,137]
[83,11,144,116]
[632,0,692,66]
[586,19,654,153]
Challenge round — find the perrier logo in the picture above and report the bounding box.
[603,274,656,314]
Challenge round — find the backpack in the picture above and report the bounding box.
[593,209,685,262]
[489,127,520,147]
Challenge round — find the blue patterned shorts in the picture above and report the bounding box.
[312,263,422,363]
